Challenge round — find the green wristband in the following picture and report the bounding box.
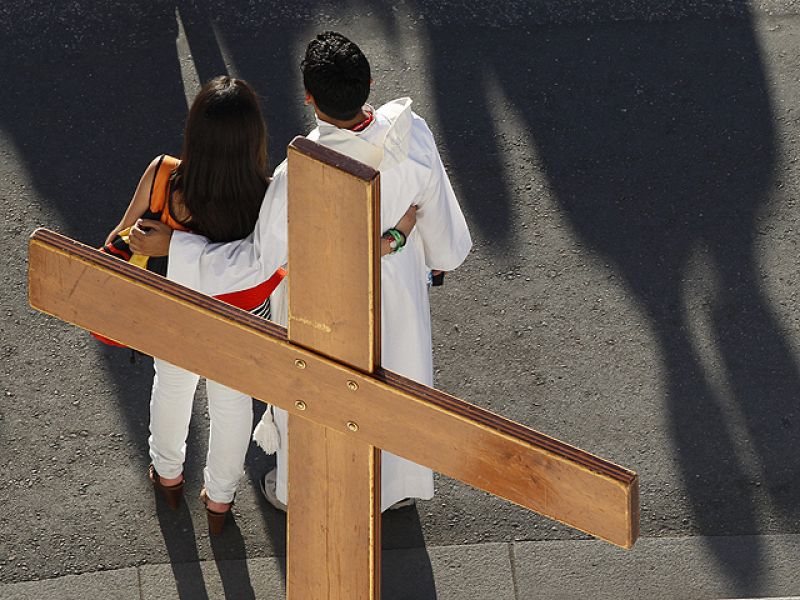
[385,228,405,253]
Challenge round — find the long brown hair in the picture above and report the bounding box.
[172,76,268,243]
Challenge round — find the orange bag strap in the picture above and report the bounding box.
[149,154,186,231]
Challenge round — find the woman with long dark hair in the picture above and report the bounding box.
[105,76,278,534]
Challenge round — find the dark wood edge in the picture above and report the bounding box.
[29,227,638,489]
[28,228,288,342]
[371,176,382,371]
[374,367,638,485]
[629,474,641,547]
[289,136,379,182]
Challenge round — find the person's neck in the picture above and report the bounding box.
[317,108,369,130]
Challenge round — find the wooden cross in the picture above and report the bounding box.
[27,137,639,599]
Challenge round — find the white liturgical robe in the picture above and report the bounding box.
[167,98,472,511]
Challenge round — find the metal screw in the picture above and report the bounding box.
[346,421,359,432]
[347,380,359,391]
[295,400,307,411]
[294,359,306,369]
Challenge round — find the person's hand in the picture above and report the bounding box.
[128,219,173,256]
[395,204,417,238]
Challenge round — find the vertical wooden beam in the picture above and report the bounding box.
[285,137,382,600]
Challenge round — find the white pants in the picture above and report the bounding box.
[148,358,253,503]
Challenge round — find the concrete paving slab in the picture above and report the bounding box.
[383,542,515,600]
[0,567,139,600]
[2,538,798,600]
[0,542,514,600]
[137,542,515,600]
[139,556,284,600]
[514,534,800,600]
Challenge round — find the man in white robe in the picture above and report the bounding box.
[131,31,471,511]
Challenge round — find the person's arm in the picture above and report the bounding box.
[131,206,416,261]
[128,163,288,295]
[129,163,420,296]
[104,156,161,245]
[380,204,416,255]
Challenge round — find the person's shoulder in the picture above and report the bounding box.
[143,154,179,178]
[137,155,164,191]
[409,111,435,140]
[144,155,163,174]
[264,160,289,202]
[376,97,431,127]
[406,111,439,165]
[272,158,289,179]
[306,127,322,142]
[161,154,180,169]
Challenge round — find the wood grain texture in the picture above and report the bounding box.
[285,140,381,600]
[286,136,381,371]
[28,229,639,549]
[287,419,381,600]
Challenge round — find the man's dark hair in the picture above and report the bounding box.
[301,31,371,121]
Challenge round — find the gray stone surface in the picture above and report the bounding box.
[2,2,800,599]
[384,543,515,600]
[0,542,512,600]
[0,568,139,600]
[513,535,800,600]
[3,537,800,599]
[2,0,800,57]
[139,557,284,600]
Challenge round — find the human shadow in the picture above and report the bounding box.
[155,497,211,600]
[209,517,258,600]
[0,0,320,449]
[247,400,287,584]
[0,0,310,580]
[0,1,190,471]
[383,504,437,599]
[413,1,795,594]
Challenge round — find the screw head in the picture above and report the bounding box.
[294,359,306,369]
[295,400,307,411]
[346,421,359,432]
[347,380,359,391]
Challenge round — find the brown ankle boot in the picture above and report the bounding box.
[148,464,184,511]
[200,488,231,535]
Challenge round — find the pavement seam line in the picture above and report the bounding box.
[507,542,520,600]
[136,565,144,600]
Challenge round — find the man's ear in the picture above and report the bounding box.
[304,91,314,106]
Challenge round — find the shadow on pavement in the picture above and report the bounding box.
[3,1,797,597]
[383,505,436,599]
[155,496,210,600]
[0,0,308,576]
[209,517,257,600]
[408,0,796,594]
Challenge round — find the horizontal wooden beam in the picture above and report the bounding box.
[28,229,639,549]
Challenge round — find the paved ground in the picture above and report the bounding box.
[1,534,800,599]
[1,1,800,598]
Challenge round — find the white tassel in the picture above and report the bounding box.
[253,405,281,455]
